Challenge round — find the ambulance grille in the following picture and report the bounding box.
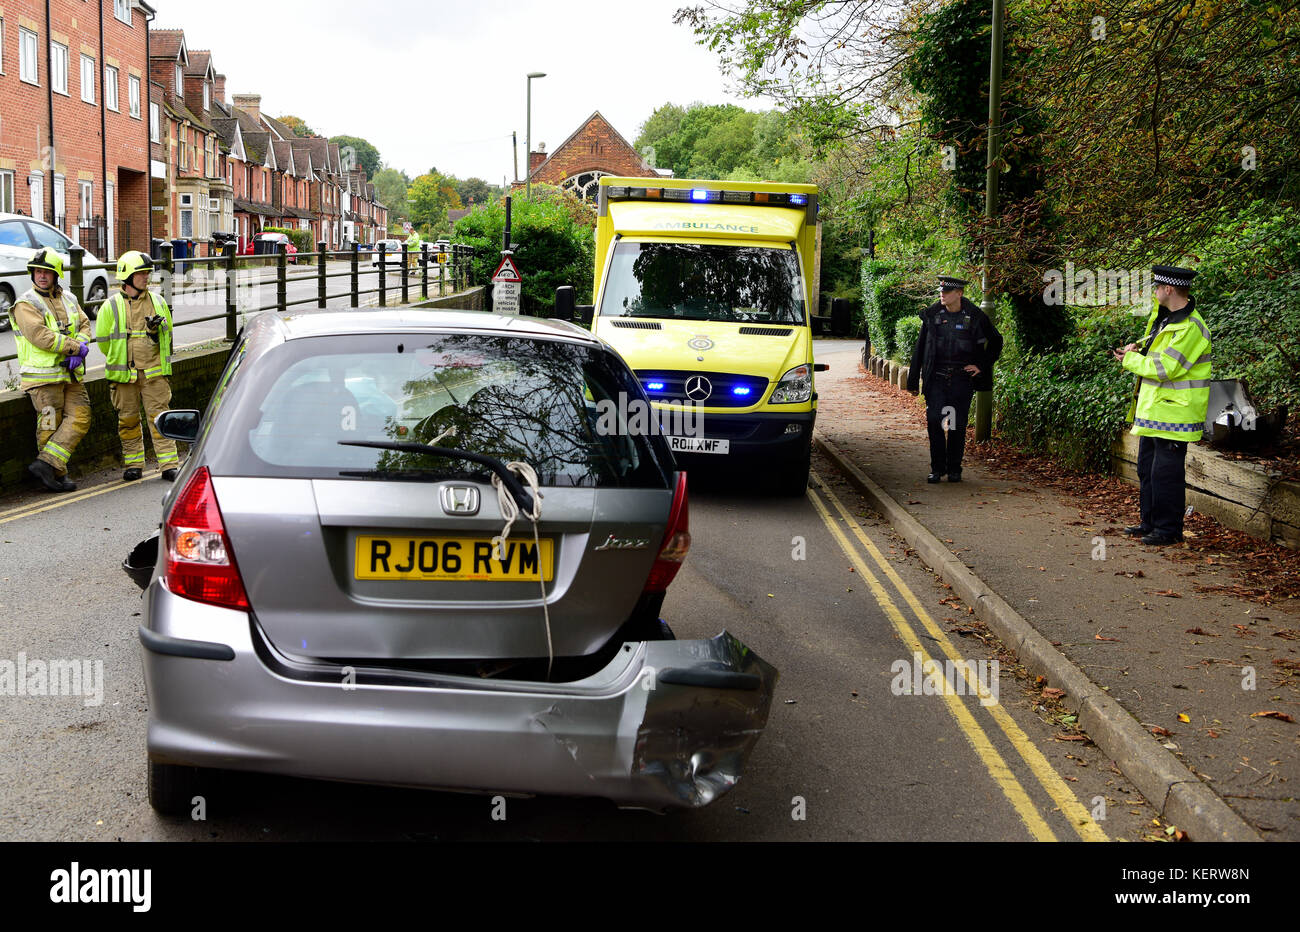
[738,327,793,336]
[610,320,663,330]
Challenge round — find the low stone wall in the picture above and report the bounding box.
[0,345,231,496]
[414,285,486,311]
[860,354,1298,549]
[1112,433,1299,549]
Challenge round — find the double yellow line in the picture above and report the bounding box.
[0,471,158,526]
[806,470,1107,842]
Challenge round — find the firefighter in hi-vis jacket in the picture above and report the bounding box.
[10,248,93,493]
[95,250,180,482]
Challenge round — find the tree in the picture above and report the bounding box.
[372,167,410,222]
[634,102,688,171]
[330,135,382,179]
[408,171,463,235]
[455,177,493,208]
[277,115,315,138]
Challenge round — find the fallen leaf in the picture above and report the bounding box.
[1042,687,1065,700]
[1153,589,1182,598]
[1095,634,1121,642]
[1150,725,1172,736]
[1177,713,1190,723]
[1207,729,1220,738]
[1054,733,1089,742]
[1250,710,1295,723]
[1185,627,1220,637]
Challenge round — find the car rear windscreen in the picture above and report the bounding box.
[599,241,805,324]
[210,332,672,489]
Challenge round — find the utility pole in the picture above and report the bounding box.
[526,73,546,201]
[975,0,1005,442]
[512,131,518,185]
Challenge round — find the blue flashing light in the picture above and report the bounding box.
[691,189,710,202]
[789,194,808,206]
[646,381,666,391]
[732,386,752,396]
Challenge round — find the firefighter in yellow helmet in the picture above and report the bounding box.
[10,248,93,492]
[95,250,180,481]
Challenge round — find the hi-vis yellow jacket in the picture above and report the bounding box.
[12,288,89,387]
[1123,298,1212,441]
[95,290,173,382]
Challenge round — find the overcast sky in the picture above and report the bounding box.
[157,0,767,184]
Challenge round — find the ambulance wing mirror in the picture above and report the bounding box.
[155,409,201,443]
[554,286,576,322]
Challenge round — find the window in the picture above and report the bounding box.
[179,131,188,170]
[129,75,140,118]
[180,208,193,238]
[29,219,71,252]
[104,64,119,111]
[208,197,219,212]
[0,18,6,76]
[0,171,13,212]
[79,181,93,222]
[174,63,182,94]
[203,82,210,111]
[50,42,68,95]
[20,28,38,85]
[53,175,66,231]
[150,102,160,142]
[114,0,133,26]
[0,220,32,247]
[80,55,95,103]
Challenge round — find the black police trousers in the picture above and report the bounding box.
[1137,435,1188,538]
[924,368,975,475]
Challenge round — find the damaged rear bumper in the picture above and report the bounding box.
[140,582,778,810]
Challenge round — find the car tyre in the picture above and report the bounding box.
[774,435,812,497]
[148,760,208,817]
[86,279,108,320]
[0,284,13,332]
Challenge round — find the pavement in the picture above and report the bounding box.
[813,340,1299,841]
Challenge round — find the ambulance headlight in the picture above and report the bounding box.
[769,364,812,404]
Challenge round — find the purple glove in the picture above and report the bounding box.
[65,342,90,371]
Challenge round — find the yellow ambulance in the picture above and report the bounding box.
[589,176,823,495]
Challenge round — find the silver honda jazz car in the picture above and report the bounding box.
[127,309,777,814]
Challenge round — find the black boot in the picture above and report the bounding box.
[927,473,942,483]
[123,467,143,481]
[1122,524,1151,537]
[29,459,69,493]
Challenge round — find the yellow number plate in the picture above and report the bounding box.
[355,536,554,581]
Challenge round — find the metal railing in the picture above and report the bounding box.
[1,241,477,364]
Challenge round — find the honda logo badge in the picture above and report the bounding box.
[685,375,712,401]
[440,485,481,515]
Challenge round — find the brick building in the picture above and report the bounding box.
[0,0,155,259]
[524,111,662,201]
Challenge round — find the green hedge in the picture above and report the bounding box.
[862,258,927,360]
[893,316,922,364]
[262,226,314,255]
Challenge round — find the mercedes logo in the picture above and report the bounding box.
[685,375,713,401]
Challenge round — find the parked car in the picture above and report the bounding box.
[372,238,405,269]
[243,231,299,264]
[0,213,113,329]
[125,309,777,813]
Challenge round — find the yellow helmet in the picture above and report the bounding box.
[115,250,154,282]
[27,248,63,278]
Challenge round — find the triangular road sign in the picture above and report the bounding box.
[492,254,522,283]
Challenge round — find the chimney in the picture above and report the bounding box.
[213,74,227,106]
[233,93,261,122]
[529,142,547,174]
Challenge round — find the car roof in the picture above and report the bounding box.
[243,309,601,353]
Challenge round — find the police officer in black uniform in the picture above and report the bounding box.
[906,276,1003,482]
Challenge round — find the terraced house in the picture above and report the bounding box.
[0,0,155,256]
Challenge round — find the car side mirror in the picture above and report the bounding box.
[576,305,594,326]
[155,409,201,443]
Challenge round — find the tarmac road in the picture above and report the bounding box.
[0,358,1160,840]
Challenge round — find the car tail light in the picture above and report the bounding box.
[164,466,249,610]
[643,471,691,593]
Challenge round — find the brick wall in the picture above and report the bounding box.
[530,113,656,186]
[0,1,150,256]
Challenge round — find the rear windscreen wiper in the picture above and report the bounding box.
[338,441,535,513]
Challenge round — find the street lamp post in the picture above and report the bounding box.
[526,72,546,201]
[976,0,1005,442]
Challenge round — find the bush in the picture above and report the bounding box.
[893,316,922,364]
[452,186,596,309]
[862,258,929,359]
[262,226,314,256]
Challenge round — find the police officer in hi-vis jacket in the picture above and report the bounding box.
[907,276,1003,483]
[96,250,180,482]
[1114,265,1212,546]
[10,248,93,492]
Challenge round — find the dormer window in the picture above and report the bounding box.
[203,82,209,110]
